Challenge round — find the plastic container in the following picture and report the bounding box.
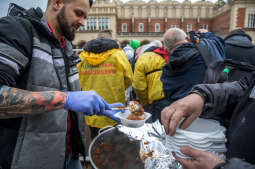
[114,110,151,128]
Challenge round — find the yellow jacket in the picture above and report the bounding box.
[77,49,133,128]
[133,52,166,105]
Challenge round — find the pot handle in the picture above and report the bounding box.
[98,125,114,134]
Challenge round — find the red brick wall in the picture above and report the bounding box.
[199,19,211,31]
[117,17,215,33]
[150,19,165,32]
[211,10,231,36]
[134,19,148,32]
[167,19,182,29]
[236,8,245,28]
[117,19,132,32]
[183,19,197,32]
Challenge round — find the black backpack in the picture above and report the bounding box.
[196,43,255,84]
[7,3,26,16]
[197,43,255,127]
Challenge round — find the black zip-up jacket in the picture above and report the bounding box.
[0,7,85,169]
[191,72,255,168]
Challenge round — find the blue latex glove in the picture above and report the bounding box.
[103,103,125,123]
[64,91,111,115]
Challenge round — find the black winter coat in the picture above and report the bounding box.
[191,72,255,169]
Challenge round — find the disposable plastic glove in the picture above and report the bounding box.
[64,91,111,115]
[103,103,125,123]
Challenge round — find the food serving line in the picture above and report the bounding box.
[88,118,226,169]
[87,101,227,169]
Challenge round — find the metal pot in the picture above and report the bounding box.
[89,126,144,169]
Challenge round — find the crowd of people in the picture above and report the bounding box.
[0,0,254,169]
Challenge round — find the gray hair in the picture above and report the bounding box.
[163,28,187,52]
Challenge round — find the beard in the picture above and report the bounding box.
[57,6,75,41]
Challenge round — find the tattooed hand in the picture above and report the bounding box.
[0,86,67,119]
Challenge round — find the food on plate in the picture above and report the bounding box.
[128,101,144,116]
[139,150,154,163]
[127,101,145,120]
[127,113,144,120]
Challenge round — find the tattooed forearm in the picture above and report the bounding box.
[0,87,67,119]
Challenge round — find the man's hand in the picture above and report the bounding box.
[64,91,111,115]
[161,93,204,135]
[173,146,225,169]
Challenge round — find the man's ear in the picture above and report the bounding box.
[52,0,64,11]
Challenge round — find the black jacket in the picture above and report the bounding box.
[161,43,207,103]
[224,33,255,66]
[191,72,255,168]
[0,7,86,169]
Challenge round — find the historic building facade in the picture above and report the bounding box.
[73,0,255,45]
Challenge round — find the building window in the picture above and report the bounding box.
[98,17,102,30]
[78,25,85,31]
[248,13,255,28]
[187,24,192,32]
[85,17,110,31]
[122,23,127,32]
[155,23,160,32]
[171,24,176,28]
[139,23,144,32]
[92,18,97,30]
[203,24,209,30]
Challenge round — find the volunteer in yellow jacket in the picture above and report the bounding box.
[133,43,169,122]
[77,38,133,138]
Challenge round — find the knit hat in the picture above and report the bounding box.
[129,40,141,50]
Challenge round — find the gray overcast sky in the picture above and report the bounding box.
[0,0,219,17]
[0,0,47,17]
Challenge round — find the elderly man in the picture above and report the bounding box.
[0,0,120,169]
[160,28,225,105]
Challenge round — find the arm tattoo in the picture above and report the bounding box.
[0,87,67,119]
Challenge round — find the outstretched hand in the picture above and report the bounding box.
[173,146,225,169]
[161,93,204,135]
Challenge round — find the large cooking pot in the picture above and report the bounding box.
[89,126,144,169]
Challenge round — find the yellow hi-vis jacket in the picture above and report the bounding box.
[77,49,133,128]
[133,52,166,105]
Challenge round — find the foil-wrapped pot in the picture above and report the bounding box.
[117,120,182,169]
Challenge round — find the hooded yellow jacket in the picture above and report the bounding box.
[133,51,166,105]
[77,47,132,128]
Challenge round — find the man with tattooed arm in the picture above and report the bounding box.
[0,0,121,169]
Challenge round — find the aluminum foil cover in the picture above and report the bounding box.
[117,120,182,169]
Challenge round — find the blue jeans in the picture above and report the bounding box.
[66,153,83,169]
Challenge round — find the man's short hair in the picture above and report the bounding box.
[163,28,187,52]
[97,30,112,39]
[47,0,93,7]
